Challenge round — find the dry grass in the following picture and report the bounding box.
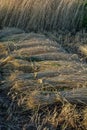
[79,45,87,57]
[0,1,87,129]
[83,107,87,128]
[0,0,86,31]
[0,29,87,130]
[0,44,8,58]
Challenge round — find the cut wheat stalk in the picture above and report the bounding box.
[0,56,14,67]
[27,88,87,109]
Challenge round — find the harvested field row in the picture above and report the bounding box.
[0,28,87,130]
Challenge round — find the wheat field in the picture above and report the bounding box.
[0,0,87,31]
[0,0,87,130]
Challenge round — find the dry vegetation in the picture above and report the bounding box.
[0,0,87,130]
[0,0,86,31]
[0,28,87,130]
